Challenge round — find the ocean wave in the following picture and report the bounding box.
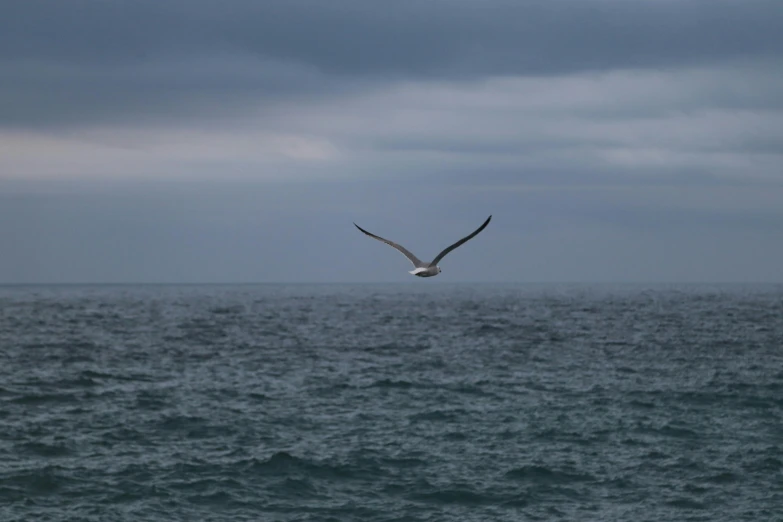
[2,283,781,521]
[504,465,596,484]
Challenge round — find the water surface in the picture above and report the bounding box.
[1,283,781,521]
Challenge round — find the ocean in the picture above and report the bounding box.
[1,283,781,521]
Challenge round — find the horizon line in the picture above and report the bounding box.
[2,281,782,286]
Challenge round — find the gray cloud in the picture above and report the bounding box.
[5,0,782,72]
[2,0,782,128]
[2,0,783,283]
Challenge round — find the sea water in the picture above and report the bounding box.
[1,283,781,521]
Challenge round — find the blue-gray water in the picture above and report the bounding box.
[1,283,782,521]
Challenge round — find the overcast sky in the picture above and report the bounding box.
[2,0,782,283]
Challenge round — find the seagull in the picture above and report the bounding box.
[353,215,492,277]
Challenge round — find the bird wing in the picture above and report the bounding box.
[354,223,426,268]
[429,215,492,267]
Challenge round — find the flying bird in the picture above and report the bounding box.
[353,215,492,277]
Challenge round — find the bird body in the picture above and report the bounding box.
[408,266,441,277]
[353,215,492,278]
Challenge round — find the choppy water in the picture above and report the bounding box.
[1,283,782,521]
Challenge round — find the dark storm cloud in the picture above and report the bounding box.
[5,0,783,74]
[2,0,782,128]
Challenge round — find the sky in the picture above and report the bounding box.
[2,0,783,283]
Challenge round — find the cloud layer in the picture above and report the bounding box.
[3,0,782,127]
[1,0,782,282]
